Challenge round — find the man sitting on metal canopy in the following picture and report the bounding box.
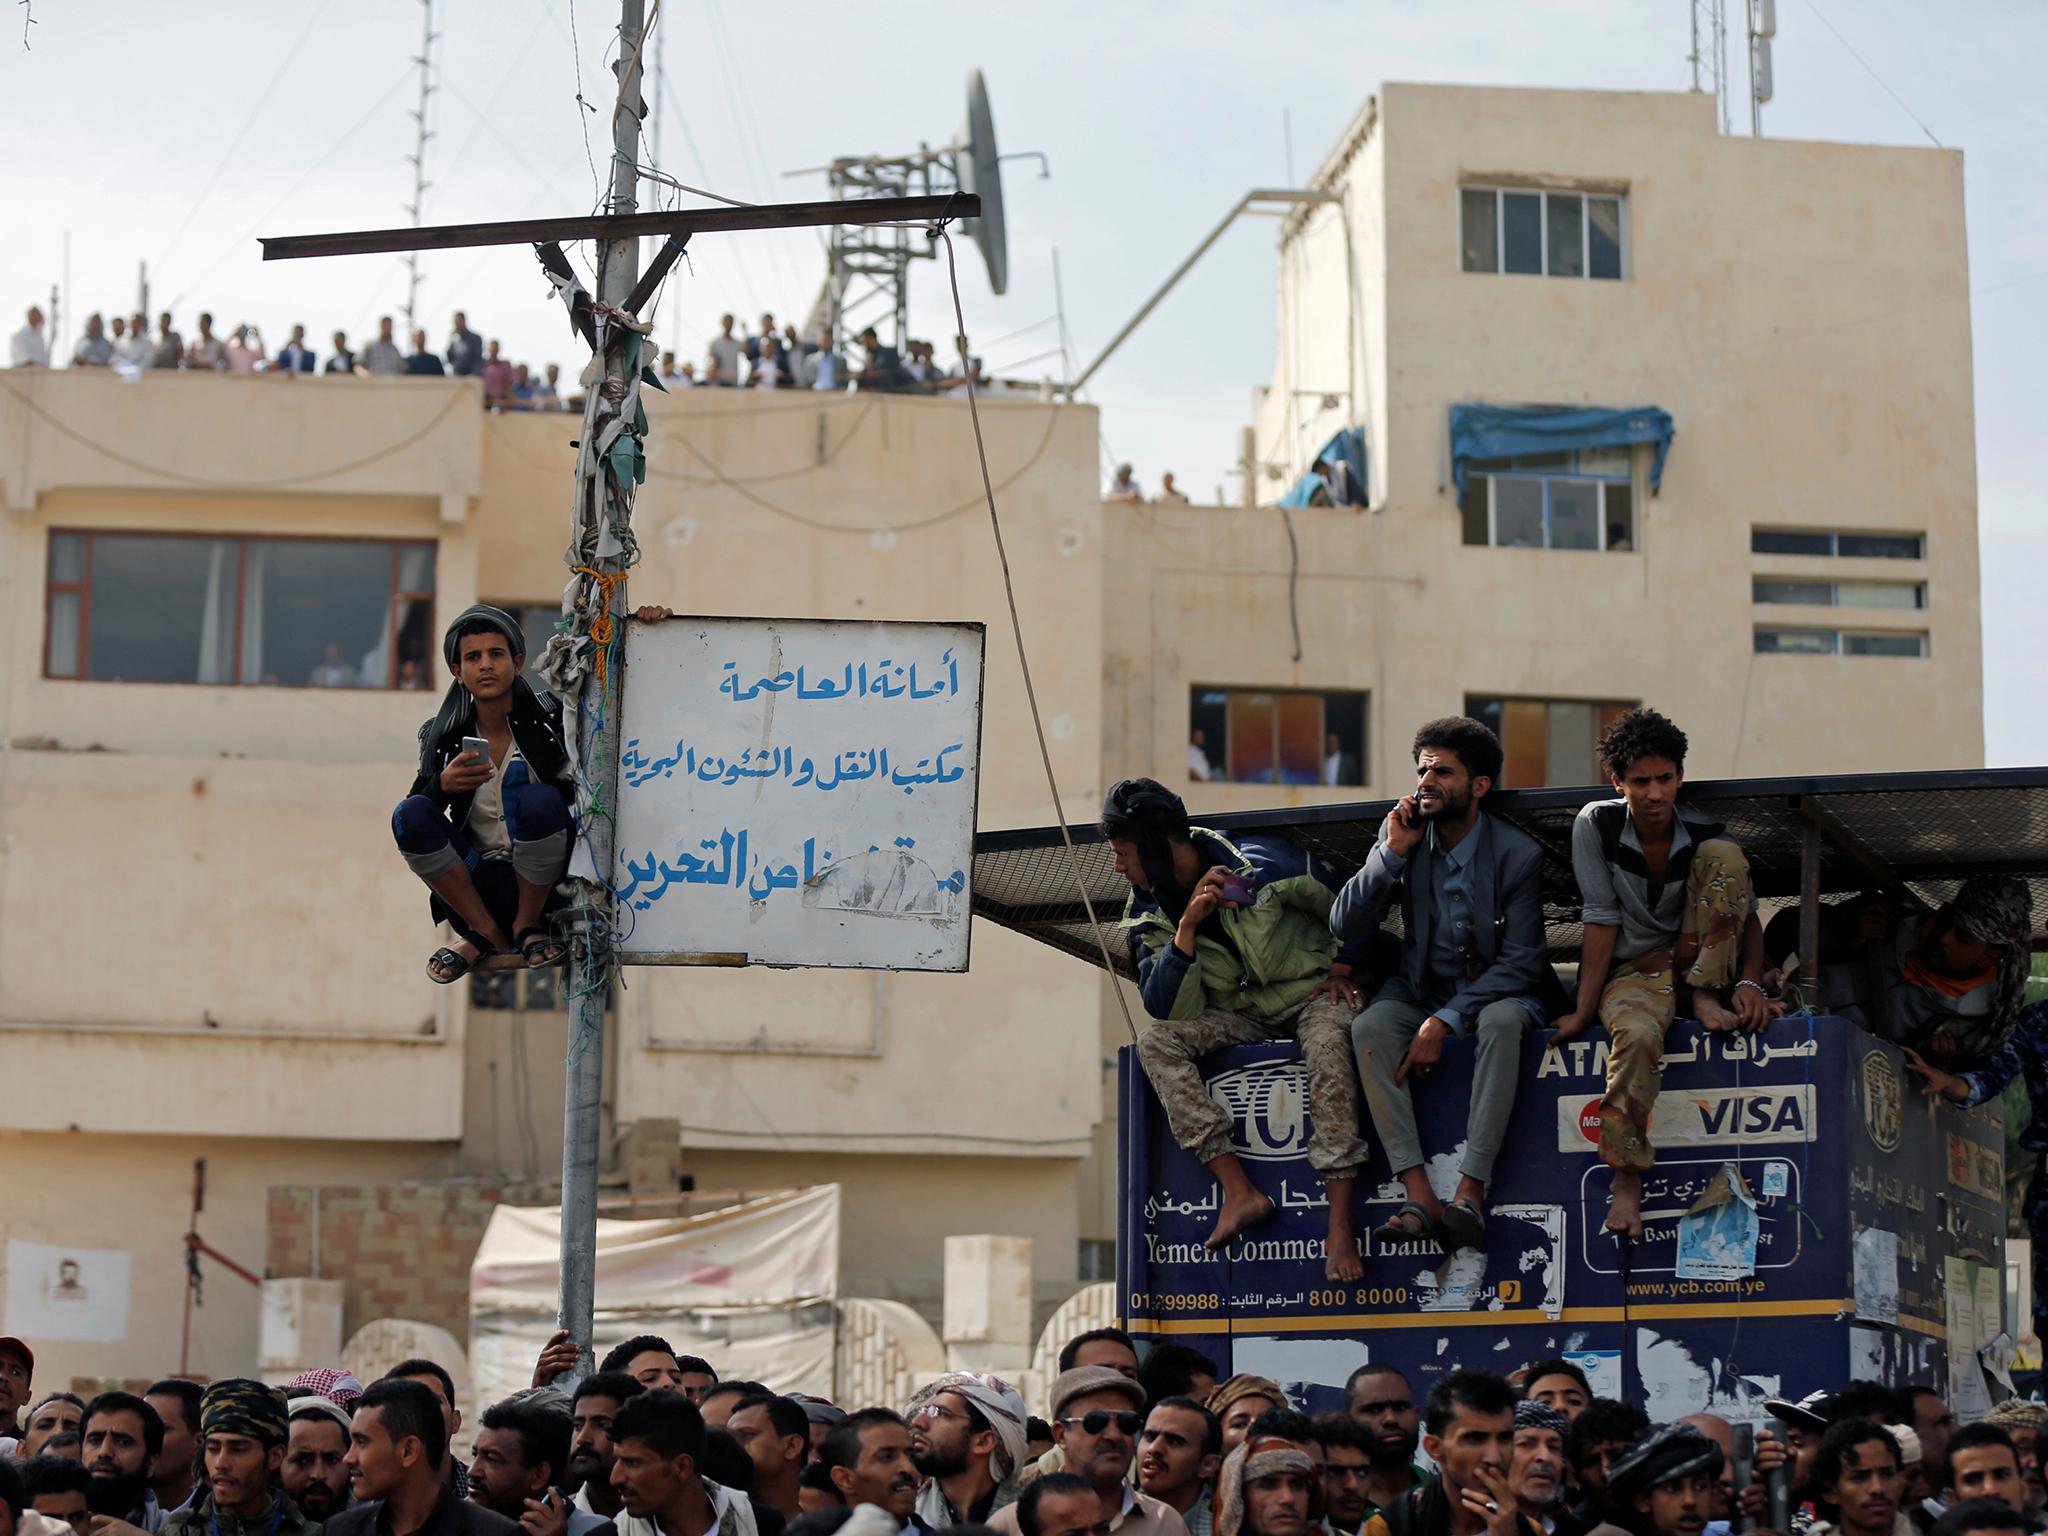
[1762,875,2033,1070]
[1552,708,1779,1240]
[1330,716,1568,1257]
[1103,778,1372,1281]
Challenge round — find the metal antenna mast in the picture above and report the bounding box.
[403,0,439,336]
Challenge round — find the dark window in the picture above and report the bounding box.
[1843,631,1928,658]
[1838,532,1926,560]
[1077,1239,1116,1282]
[1466,695,1637,788]
[45,531,434,687]
[1189,687,1367,787]
[1753,577,1925,609]
[1546,192,1585,277]
[1502,192,1544,275]
[1751,527,1924,560]
[1589,197,1625,279]
[487,601,566,692]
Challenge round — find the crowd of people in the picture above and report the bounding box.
[5,1330,2046,1536]
[6,305,580,412]
[8,303,1031,410]
[1107,706,2041,1291]
[660,310,1021,398]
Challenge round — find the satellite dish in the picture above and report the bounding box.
[958,69,1008,296]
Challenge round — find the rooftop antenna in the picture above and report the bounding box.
[402,0,438,336]
[789,69,1041,346]
[1748,0,1776,136]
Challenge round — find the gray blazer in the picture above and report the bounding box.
[1329,812,1570,1024]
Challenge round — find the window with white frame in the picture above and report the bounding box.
[1752,577,1925,610]
[1459,447,1635,551]
[1461,187,1625,279]
[1754,627,1928,658]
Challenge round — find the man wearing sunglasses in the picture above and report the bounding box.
[989,1370,1187,1536]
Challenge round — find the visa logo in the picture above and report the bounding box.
[1558,1086,1816,1153]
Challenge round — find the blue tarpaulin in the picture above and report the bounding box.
[1449,404,1674,497]
[1278,426,1367,508]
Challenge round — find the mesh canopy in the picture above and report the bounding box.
[971,768,2048,979]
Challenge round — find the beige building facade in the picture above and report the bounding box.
[0,82,1982,1391]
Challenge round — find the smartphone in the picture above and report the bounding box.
[1218,873,1257,905]
[462,736,494,771]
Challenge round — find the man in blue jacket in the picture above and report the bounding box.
[1105,778,1372,1280]
[1331,718,1566,1254]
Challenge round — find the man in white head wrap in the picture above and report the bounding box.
[908,1372,1031,1527]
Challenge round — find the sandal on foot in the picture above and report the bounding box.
[1371,1202,1437,1246]
[427,942,494,985]
[1437,1198,1487,1252]
[517,926,567,968]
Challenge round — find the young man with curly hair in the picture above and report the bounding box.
[1553,708,1776,1238]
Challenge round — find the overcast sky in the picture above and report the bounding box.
[3,0,2042,763]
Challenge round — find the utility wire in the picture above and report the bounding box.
[152,0,339,276]
[166,66,419,311]
[1798,0,1943,148]
[938,227,1141,1047]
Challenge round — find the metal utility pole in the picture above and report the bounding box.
[556,0,645,1390]
[403,0,439,336]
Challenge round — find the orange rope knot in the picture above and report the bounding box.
[572,565,621,690]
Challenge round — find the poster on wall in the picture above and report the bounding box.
[4,1240,131,1343]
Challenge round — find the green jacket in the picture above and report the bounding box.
[164,1491,320,1536]
[1125,828,1354,1021]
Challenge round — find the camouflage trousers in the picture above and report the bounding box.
[1136,994,1369,1177]
[1598,837,1752,1172]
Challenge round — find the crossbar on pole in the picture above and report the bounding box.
[260,194,980,262]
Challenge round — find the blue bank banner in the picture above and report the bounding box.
[1118,1018,2005,1420]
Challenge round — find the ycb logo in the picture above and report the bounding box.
[1206,1062,1309,1162]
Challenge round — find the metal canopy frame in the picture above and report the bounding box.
[970,766,2048,981]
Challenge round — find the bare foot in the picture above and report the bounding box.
[1604,1172,1645,1240]
[1325,1224,1364,1282]
[1205,1188,1276,1252]
[1696,993,1739,1033]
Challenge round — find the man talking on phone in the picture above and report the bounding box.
[1331,718,1566,1256]
[391,606,577,984]
[1103,778,1373,1281]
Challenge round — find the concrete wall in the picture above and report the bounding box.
[0,1133,451,1389]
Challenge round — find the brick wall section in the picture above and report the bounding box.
[267,1179,556,1346]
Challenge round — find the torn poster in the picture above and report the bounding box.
[1852,1228,1901,1325]
[1675,1162,1759,1281]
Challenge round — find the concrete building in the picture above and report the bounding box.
[1194,82,1979,804]
[0,81,1982,1390]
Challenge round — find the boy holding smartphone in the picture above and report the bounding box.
[390,606,576,983]
[1102,778,1372,1281]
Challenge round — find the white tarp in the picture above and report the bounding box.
[613,616,985,970]
[468,1186,839,1407]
